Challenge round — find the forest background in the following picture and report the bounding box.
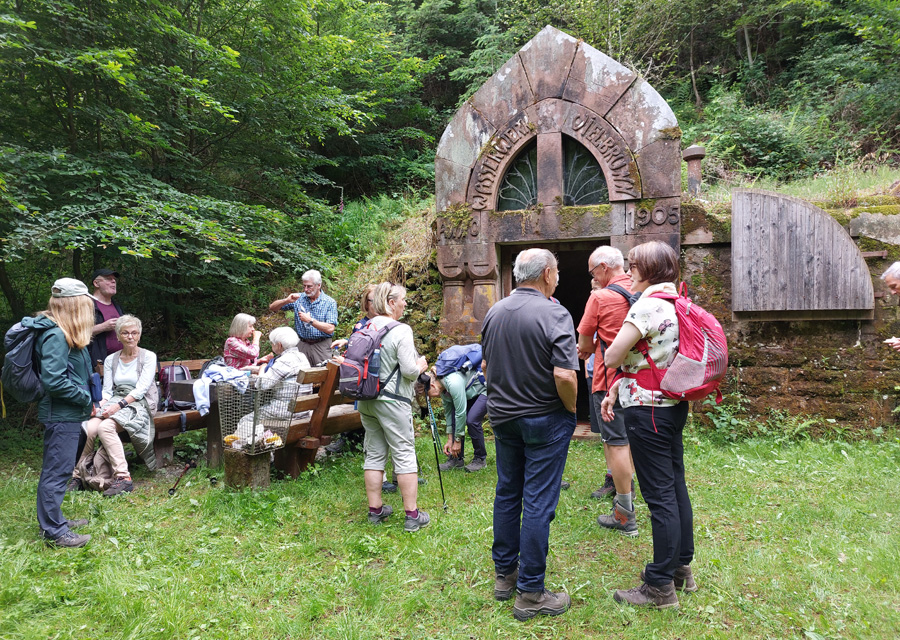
[1,0,899,361]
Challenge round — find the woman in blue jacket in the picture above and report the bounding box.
[32,278,97,548]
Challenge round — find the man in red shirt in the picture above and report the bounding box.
[89,268,124,370]
[577,246,638,536]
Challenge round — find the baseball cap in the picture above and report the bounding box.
[91,268,119,281]
[51,278,99,301]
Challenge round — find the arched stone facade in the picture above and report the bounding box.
[435,26,682,338]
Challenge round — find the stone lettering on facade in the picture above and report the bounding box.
[636,202,680,228]
[570,112,639,199]
[470,114,532,210]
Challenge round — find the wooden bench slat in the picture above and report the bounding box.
[158,359,209,373]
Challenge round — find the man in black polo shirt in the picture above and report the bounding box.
[481,248,579,621]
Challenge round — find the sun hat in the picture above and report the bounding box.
[51,278,99,301]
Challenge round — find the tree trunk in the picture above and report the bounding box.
[73,248,83,281]
[743,24,754,66]
[0,262,25,319]
[690,29,702,110]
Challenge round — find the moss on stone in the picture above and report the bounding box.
[438,202,474,226]
[854,205,900,216]
[658,126,683,140]
[680,202,731,242]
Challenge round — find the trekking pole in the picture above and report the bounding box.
[168,453,218,495]
[425,395,448,511]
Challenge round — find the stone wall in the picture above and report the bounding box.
[681,196,900,431]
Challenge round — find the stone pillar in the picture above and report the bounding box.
[224,449,270,490]
[682,145,706,196]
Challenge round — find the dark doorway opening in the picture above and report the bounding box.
[499,240,608,421]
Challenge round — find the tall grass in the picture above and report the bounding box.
[1,425,898,639]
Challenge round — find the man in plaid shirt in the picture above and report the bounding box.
[269,270,338,365]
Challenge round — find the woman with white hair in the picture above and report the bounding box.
[223,313,261,368]
[233,327,312,440]
[71,314,158,497]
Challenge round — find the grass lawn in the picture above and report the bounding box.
[1,424,898,639]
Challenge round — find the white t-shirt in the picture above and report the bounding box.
[619,282,680,408]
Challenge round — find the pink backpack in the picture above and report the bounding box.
[625,283,728,403]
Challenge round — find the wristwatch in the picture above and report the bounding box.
[118,399,128,408]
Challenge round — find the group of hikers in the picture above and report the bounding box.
[22,248,900,620]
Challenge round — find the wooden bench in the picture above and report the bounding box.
[131,360,210,467]
[273,360,362,478]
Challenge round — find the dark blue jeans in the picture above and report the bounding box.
[37,421,86,540]
[492,408,576,592]
[460,395,488,460]
[625,403,693,586]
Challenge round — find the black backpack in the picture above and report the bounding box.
[2,321,49,403]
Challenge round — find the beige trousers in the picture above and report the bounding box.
[73,417,130,478]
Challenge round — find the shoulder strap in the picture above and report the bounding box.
[604,283,632,302]
[111,350,121,380]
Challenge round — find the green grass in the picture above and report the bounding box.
[1,425,898,639]
[703,165,900,204]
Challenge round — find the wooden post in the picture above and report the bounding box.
[224,449,270,490]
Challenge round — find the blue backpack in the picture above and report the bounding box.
[434,344,483,379]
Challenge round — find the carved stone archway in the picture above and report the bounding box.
[435,26,683,339]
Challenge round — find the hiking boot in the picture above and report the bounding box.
[641,565,698,592]
[404,510,430,532]
[591,474,615,499]
[513,589,571,621]
[613,581,679,609]
[66,477,84,493]
[439,456,465,471]
[324,436,346,454]
[494,567,518,601]
[464,457,487,473]
[46,531,91,549]
[597,498,638,537]
[367,504,393,524]
[66,518,89,530]
[381,481,398,493]
[102,476,134,497]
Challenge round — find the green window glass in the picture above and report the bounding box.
[563,136,608,205]
[497,141,538,211]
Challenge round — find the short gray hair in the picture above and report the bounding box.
[590,245,624,270]
[229,313,256,338]
[115,314,142,338]
[302,269,322,285]
[268,326,300,350]
[513,248,557,284]
[881,262,900,281]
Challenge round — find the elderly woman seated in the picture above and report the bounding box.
[233,327,314,443]
[224,313,261,369]
[70,314,158,496]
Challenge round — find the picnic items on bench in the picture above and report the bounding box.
[219,378,301,455]
[192,362,249,415]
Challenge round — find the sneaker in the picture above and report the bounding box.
[404,509,430,532]
[494,567,518,601]
[66,518,89,529]
[513,589,571,621]
[102,476,134,497]
[381,481,398,493]
[46,531,91,548]
[464,457,487,473]
[597,498,638,537]
[438,456,465,471]
[641,565,698,592]
[367,504,393,524]
[66,477,84,493]
[613,581,679,609]
[591,474,615,499]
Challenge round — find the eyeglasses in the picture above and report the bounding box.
[588,264,601,278]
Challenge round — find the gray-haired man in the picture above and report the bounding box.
[269,269,338,364]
